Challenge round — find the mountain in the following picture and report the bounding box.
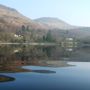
[34,17,76,30]
[0,4,90,43]
[0,4,49,32]
[0,4,77,31]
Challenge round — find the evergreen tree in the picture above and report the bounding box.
[45,30,53,42]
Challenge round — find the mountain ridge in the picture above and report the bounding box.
[0,4,50,32]
[34,17,77,30]
[0,4,90,43]
[0,4,83,30]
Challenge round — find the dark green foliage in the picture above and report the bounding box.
[42,30,55,42]
[21,25,26,32]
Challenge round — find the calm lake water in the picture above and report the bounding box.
[0,45,90,90]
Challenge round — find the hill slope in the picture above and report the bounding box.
[0,4,49,32]
[34,17,76,29]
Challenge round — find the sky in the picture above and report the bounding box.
[0,0,90,26]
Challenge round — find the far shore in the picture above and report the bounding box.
[0,42,60,46]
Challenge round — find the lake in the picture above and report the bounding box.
[0,45,90,90]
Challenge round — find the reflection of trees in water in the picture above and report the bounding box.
[0,45,74,66]
[0,46,70,74]
[18,45,54,60]
[42,46,55,57]
[19,45,55,61]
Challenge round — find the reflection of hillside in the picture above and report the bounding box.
[0,45,71,74]
[0,45,72,72]
[0,45,74,62]
[69,47,90,62]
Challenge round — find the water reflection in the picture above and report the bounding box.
[0,75,15,82]
[0,45,75,62]
[0,45,74,67]
[32,70,56,74]
[0,45,89,69]
[0,45,74,81]
[0,45,90,67]
[0,45,90,89]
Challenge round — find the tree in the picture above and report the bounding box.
[21,25,26,43]
[45,30,54,42]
